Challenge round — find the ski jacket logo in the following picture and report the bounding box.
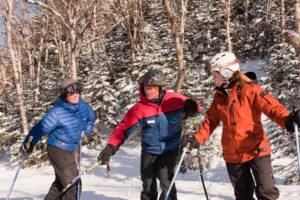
[147,120,156,124]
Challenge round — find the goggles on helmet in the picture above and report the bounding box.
[210,59,238,72]
[138,76,156,86]
[65,83,82,93]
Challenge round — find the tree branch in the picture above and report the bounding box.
[24,0,70,29]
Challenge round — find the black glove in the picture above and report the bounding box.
[19,142,33,156]
[183,99,198,119]
[285,109,300,132]
[81,132,91,144]
[98,144,119,165]
[181,134,200,150]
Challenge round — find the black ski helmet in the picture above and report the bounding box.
[60,78,83,101]
[138,69,166,86]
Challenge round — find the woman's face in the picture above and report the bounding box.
[144,85,159,100]
[212,71,224,87]
[66,92,80,104]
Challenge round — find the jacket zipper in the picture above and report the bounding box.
[229,99,241,161]
[74,105,81,140]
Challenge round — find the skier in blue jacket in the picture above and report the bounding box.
[20,78,95,200]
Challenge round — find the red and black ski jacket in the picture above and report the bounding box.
[108,87,201,155]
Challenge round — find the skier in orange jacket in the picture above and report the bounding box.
[190,52,300,200]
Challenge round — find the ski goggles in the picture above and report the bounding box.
[210,59,238,72]
[138,76,156,86]
[65,83,82,93]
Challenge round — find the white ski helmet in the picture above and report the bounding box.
[210,52,240,80]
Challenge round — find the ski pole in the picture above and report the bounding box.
[164,143,189,200]
[197,150,209,200]
[6,136,33,200]
[54,162,99,199]
[192,117,209,200]
[294,122,300,182]
[76,138,82,200]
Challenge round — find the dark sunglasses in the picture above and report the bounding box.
[65,83,82,93]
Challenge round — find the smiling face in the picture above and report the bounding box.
[66,92,80,104]
[212,71,224,87]
[144,85,160,100]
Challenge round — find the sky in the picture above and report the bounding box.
[1,59,300,200]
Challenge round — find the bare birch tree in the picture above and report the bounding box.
[52,20,66,72]
[138,0,145,49]
[4,0,28,134]
[280,0,286,53]
[245,0,249,35]
[0,58,10,114]
[162,0,188,93]
[111,0,143,65]
[25,0,98,79]
[33,15,47,104]
[221,0,232,52]
[295,0,300,34]
[282,0,300,61]
[262,0,270,58]
[19,1,35,88]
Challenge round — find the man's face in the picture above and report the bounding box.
[144,85,159,100]
[66,92,80,104]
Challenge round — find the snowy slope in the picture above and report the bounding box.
[1,144,300,200]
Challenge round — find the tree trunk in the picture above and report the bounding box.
[222,0,232,52]
[295,0,300,34]
[90,5,97,62]
[5,0,29,134]
[245,0,249,35]
[27,42,35,88]
[16,44,23,90]
[295,0,300,61]
[33,37,44,104]
[180,0,188,43]
[53,23,65,71]
[68,16,79,79]
[132,0,138,65]
[20,1,35,88]
[0,64,10,114]
[100,40,117,81]
[262,0,270,58]
[280,0,285,54]
[138,0,146,49]
[163,0,186,93]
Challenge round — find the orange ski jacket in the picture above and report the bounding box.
[195,82,289,163]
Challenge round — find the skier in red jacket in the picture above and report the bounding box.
[98,69,201,200]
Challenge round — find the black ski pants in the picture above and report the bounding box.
[44,145,81,200]
[226,155,279,200]
[140,150,178,200]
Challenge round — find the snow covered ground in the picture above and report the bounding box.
[1,59,300,199]
[1,144,300,200]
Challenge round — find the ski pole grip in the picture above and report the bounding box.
[197,150,204,172]
[26,136,33,150]
[294,122,299,130]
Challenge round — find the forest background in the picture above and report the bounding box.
[0,0,300,184]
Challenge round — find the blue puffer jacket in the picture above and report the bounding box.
[23,96,95,151]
